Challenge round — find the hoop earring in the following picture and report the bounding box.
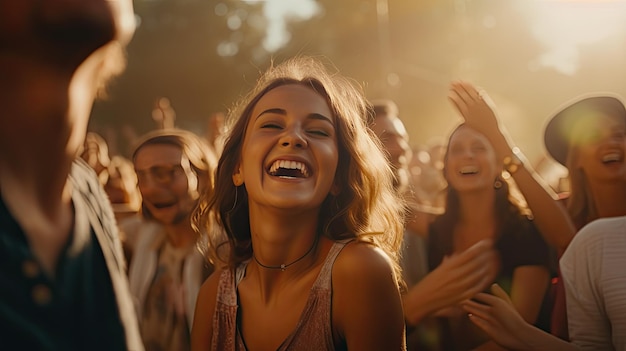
[494,179,502,189]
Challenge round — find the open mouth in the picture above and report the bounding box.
[152,201,177,209]
[602,152,623,165]
[268,159,310,179]
[459,166,479,175]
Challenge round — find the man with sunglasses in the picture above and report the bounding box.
[126,129,215,351]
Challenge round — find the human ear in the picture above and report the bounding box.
[232,165,244,186]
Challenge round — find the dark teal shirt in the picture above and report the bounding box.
[0,193,126,350]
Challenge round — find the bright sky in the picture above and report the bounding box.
[245,0,321,52]
[525,0,626,75]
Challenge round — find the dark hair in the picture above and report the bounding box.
[430,124,531,256]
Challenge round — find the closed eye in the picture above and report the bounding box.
[308,129,330,137]
[261,123,282,129]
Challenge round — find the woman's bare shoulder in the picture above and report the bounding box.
[332,240,396,285]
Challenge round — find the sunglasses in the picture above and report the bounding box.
[135,164,184,185]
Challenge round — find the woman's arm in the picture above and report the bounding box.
[510,265,550,324]
[190,270,222,351]
[332,242,406,350]
[471,265,551,351]
[448,81,576,254]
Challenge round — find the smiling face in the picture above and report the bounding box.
[444,125,499,193]
[134,143,198,226]
[235,83,339,213]
[571,112,626,183]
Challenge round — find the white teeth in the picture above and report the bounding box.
[602,153,621,163]
[269,159,309,177]
[459,166,478,175]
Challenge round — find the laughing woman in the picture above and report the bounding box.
[190,56,406,351]
[403,82,574,351]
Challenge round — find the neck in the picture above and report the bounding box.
[253,234,319,272]
[247,206,321,277]
[164,218,197,249]
[457,189,497,224]
[590,180,626,219]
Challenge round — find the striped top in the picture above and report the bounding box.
[561,216,626,351]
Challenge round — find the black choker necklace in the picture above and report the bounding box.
[253,237,318,271]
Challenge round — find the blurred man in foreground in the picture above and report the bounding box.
[0,1,143,349]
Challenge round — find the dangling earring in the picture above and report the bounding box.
[229,186,239,212]
[494,179,502,189]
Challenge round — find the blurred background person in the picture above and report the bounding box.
[204,111,227,161]
[408,141,447,212]
[81,132,112,185]
[152,97,177,130]
[105,155,142,221]
[541,93,626,340]
[404,82,573,350]
[81,133,142,221]
[81,132,143,263]
[463,214,626,351]
[369,99,428,288]
[369,99,434,350]
[127,129,216,351]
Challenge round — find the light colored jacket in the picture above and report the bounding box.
[71,159,145,351]
[128,221,206,327]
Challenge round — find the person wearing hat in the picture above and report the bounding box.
[543,93,626,340]
[544,93,626,232]
[460,93,626,351]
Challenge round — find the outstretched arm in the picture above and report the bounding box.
[448,81,575,254]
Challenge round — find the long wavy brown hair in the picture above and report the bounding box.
[192,56,406,287]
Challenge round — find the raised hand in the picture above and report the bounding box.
[448,81,503,144]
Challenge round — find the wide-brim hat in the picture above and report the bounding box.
[543,93,626,166]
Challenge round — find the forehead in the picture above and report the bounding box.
[250,84,334,121]
[449,126,489,145]
[571,111,625,133]
[134,143,183,169]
